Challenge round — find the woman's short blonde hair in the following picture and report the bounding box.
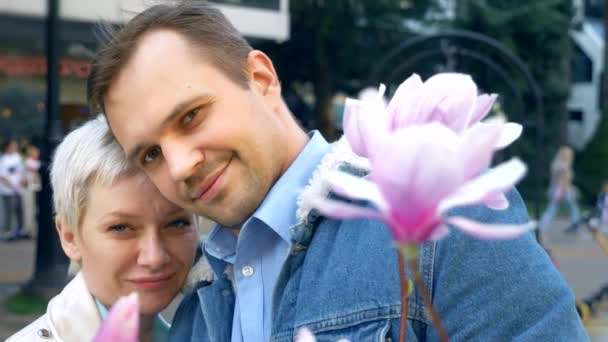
[50,115,138,273]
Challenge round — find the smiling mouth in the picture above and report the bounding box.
[128,273,175,289]
[192,158,232,201]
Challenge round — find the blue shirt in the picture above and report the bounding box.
[95,298,170,342]
[204,131,330,342]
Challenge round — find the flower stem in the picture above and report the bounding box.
[397,250,408,342]
[406,255,449,342]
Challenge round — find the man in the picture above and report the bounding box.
[88,2,587,341]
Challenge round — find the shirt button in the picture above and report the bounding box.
[241,265,254,277]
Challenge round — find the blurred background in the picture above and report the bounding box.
[0,0,607,340]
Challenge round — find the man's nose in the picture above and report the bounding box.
[162,138,204,182]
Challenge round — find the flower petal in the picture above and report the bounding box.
[428,224,450,241]
[371,124,463,216]
[326,171,389,212]
[496,122,523,149]
[386,74,424,129]
[446,216,536,239]
[93,293,139,342]
[459,119,505,179]
[420,73,478,132]
[295,328,317,342]
[309,194,383,221]
[482,192,510,210]
[467,93,497,126]
[343,98,370,157]
[438,158,527,214]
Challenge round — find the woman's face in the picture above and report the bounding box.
[73,175,198,315]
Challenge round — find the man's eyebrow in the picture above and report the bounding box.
[125,94,213,163]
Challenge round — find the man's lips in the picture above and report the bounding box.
[192,159,231,200]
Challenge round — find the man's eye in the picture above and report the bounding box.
[181,108,199,126]
[108,224,129,233]
[142,147,161,165]
[168,219,192,229]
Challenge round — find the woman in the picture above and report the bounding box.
[539,145,581,233]
[8,116,207,342]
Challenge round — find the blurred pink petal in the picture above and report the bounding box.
[343,98,370,157]
[343,85,387,157]
[310,195,383,220]
[468,93,498,125]
[371,124,463,208]
[482,192,510,210]
[387,74,423,129]
[325,171,388,212]
[295,328,316,342]
[459,119,504,179]
[438,158,527,214]
[446,216,536,239]
[428,224,450,241]
[419,73,478,132]
[496,122,523,149]
[93,293,139,342]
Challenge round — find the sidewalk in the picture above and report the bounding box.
[0,239,44,341]
[542,218,608,341]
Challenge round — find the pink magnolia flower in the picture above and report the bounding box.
[93,293,139,342]
[311,122,534,244]
[343,73,522,210]
[343,73,522,159]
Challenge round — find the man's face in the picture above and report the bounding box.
[105,30,287,227]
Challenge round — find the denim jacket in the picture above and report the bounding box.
[171,139,588,342]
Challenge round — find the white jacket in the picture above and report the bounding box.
[6,274,101,342]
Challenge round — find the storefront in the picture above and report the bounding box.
[0,13,95,143]
[0,0,289,144]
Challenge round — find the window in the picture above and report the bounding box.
[571,43,593,83]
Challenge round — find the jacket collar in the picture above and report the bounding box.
[296,136,370,225]
[46,273,101,341]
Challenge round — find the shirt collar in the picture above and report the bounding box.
[252,131,330,241]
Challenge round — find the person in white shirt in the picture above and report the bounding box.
[0,140,25,239]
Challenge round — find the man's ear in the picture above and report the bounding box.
[246,50,281,100]
[55,217,82,262]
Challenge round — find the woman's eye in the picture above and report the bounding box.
[168,219,191,229]
[108,224,129,233]
[182,108,199,126]
[142,147,161,165]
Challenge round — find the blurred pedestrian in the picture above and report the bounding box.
[22,144,41,238]
[0,139,25,239]
[539,145,581,232]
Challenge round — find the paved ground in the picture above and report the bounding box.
[542,220,608,341]
[0,218,607,340]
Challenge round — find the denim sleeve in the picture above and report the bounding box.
[427,189,589,341]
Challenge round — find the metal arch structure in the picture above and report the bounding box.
[368,29,544,219]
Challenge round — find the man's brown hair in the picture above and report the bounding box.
[88,1,253,113]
